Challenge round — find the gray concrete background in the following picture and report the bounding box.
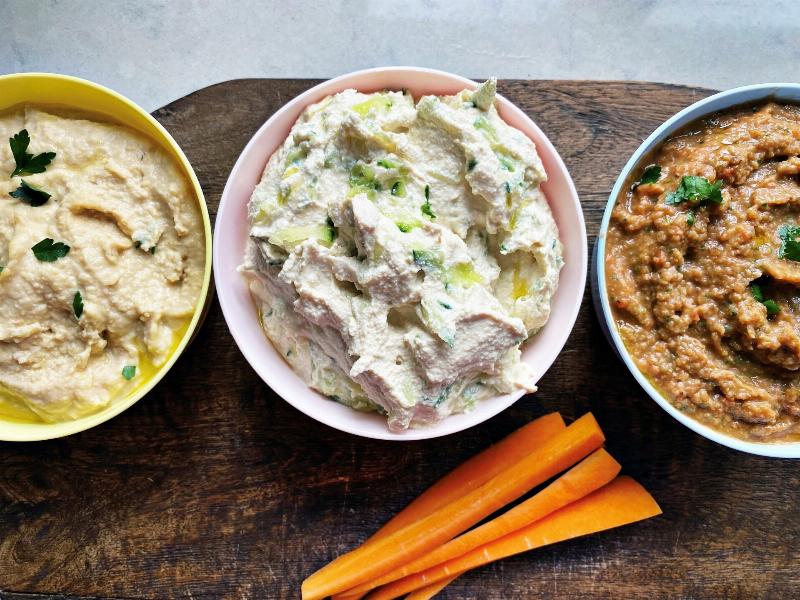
[4,0,799,111]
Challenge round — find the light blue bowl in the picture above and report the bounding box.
[593,83,800,458]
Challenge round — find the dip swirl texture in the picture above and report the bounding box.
[0,108,205,421]
[241,80,563,431]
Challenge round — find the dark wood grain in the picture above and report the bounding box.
[1,80,798,600]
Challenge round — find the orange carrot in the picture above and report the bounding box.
[342,448,620,598]
[370,412,566,541]
[405,574,460,600]
[333,413,566,600]
[369,476,662,600]
[301,413,605,600]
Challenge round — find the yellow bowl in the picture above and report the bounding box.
[0,73,212,441]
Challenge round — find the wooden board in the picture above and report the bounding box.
[1,80,798,600]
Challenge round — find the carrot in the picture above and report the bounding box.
[301,413,605,600]
[332,413,566,600]
[342,448,620,598]
[369,476,662,600]
[405,574,460,600]
[371,412,566,541]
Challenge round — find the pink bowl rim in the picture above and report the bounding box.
[213,67,587,440]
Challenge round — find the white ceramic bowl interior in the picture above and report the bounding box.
[215,67,587,440]
[594,83,800,458]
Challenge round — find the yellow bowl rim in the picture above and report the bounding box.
[0,72,213,442]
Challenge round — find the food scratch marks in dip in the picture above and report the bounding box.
[607,102,800,442]
[0,108,205,422]
[240,79,563,431]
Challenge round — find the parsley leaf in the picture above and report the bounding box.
[31,238,70,262]
[122,365,136,380]
[10,130,56,177]
[421,184,436,219]
[686,210,696,226]
[750,282,780,316]
[665,176,723,206]
[0,266,4,274]
[73,291,84,318]
[467,158,478,172]
[633,164,661,188]
[778,224,800,262]
[9,179,51,206]
[763,299,780,317]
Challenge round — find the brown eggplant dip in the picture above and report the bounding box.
[607,102,800,442]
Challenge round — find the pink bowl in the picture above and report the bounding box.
[214,67,587,440]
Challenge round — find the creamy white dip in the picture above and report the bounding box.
[0,108,205,422]
[241,79,563,431]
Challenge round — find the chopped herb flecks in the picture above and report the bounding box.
[412,249,441,270]
[72,291,83,319]
[122,365,136,380]
[421,185,436,219]
[377,158,399,169]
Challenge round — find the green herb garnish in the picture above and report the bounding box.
[9,180,51,206]
[377,158,399,169]
[496,153,515,172]
[349,163,382,194]
[73,291,83,318]
[421,185,436,219]
[412,249,441,270]
[31,238,70,262]
[778,224,800,262]
[632,164,661,189]
[686,210,696,226]
[763,299,780,317]
[467,158,477,172]
[325,216,338,242]
[391,180,406,197]
[396,222,412,233]
[750,283,780,317]
[9,130,56,177]
[122,365,136,380]
[665,175,723,207]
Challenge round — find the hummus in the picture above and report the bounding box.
[0,108,205,422]
[241,80,563,431]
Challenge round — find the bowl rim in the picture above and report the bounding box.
[595,82,800,458]
[214,66,587,440]
[0,72,213,442]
